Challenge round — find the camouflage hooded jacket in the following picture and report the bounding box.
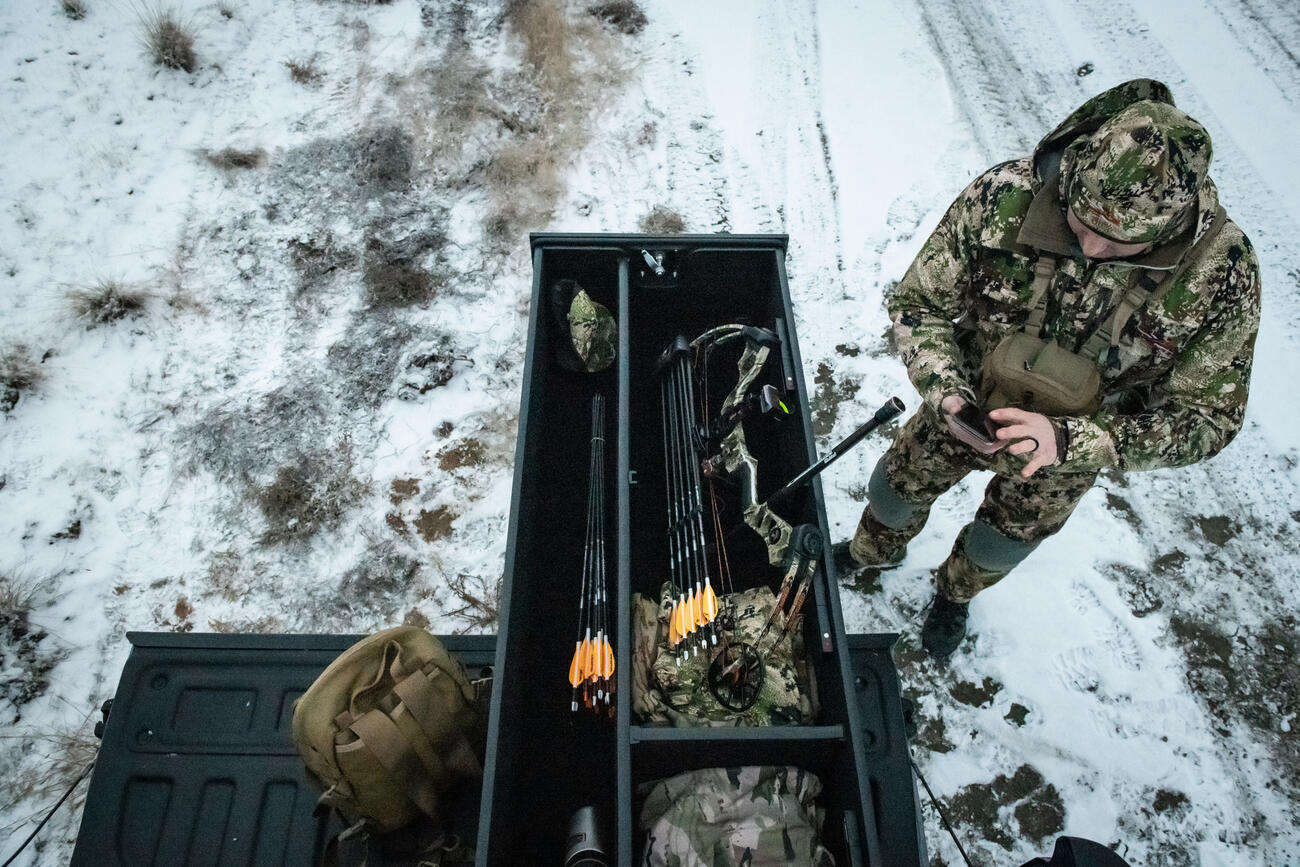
[889,79,1260,474]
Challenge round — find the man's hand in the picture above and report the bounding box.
[988,407,1059,477]
[939,394,1005,455]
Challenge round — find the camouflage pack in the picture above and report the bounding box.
[637,766,836,867]
[550,278,616,373]
[632,582,815,727]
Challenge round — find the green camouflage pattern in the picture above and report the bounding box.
[1068,100,1211,244]
[637,766,835,867]
[566,288,616,372]
[632,582,814,727]
[889,80,1259,476]
[851,408,1097,602]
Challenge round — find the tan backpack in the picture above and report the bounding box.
[292,627,485,837]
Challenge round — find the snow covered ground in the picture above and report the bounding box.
[1,0,1298,864]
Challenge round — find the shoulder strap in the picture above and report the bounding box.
[1022,254,1058,338]
[1079,205,1229,365]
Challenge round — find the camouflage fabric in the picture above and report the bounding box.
[1067,100,1211,244]
[632,582,814,727]
[857,79,1259,599]
[890,78,1259,475]
[637,766,836,867]
[566,288,616,372]
[851,408,1097,602]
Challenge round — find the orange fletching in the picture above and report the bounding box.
[584,636,599,682]
[568,641,583,688]
[703,583,719,622]
[600,638,615,678]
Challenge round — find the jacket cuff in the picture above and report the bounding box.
[1058,416,1120,473]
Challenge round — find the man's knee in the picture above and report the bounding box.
[961,519,1041,573]
[867,459,920,530]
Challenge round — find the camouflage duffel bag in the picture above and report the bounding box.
[292,627,484,839]
[638,766,836,866]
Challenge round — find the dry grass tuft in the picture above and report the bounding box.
[205,147,267,170]
[1,344,44,413]
[0,574,68,719]
[0,721,99,831]
[639,205,686,234]
[587,1,647,34]
[62,0,88,20]
[257,445,369,545]
[69,279,150,325]
[284,57,322,86]
[446,572,500,633]
[362,227,446,310]
[142,6,197,73]
[209,615,282,633]
[479,0,622,242]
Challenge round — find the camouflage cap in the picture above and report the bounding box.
[1067,100,1212,244]
[566,288,616,372]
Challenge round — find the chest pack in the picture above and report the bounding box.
[981,207,1226,416]
[292,626,485,859]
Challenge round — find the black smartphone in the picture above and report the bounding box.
[950,403,999,445]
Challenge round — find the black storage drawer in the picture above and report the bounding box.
[482,234,926,867]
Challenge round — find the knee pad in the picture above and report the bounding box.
[867,459,918,530]
[961,520,1041,573]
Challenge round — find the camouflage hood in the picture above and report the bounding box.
[1029,79,1219,264]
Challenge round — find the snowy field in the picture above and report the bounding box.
[1,0,1298,864]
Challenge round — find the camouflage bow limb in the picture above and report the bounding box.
[693,324,794,567]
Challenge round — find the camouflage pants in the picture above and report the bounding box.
[850,407,1097,602]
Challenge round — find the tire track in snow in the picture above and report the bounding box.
[910,0,1063,161]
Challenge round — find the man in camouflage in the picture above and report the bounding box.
[836,79,1260,656]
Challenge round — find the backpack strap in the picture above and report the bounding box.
[1022,254,1058,339]
[349,709,442,819]
[392,668,483,779]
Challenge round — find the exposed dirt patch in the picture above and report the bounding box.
[1104,491,1142,530]
[1153,788,1189,814]
[390,478,420,504]
[811,361,861,437]
[437,438,487,471]
[950,676,1002,708]
[1005,702,1029,727]
[834,342,860,358]
[1194,514,1240,547]
[386,513,408,535]
[1169,610,1300,799]
[1107,563,1163,617]
[1151,549,1187,576]
[415,506,456,542]
[947,764,1064,850]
